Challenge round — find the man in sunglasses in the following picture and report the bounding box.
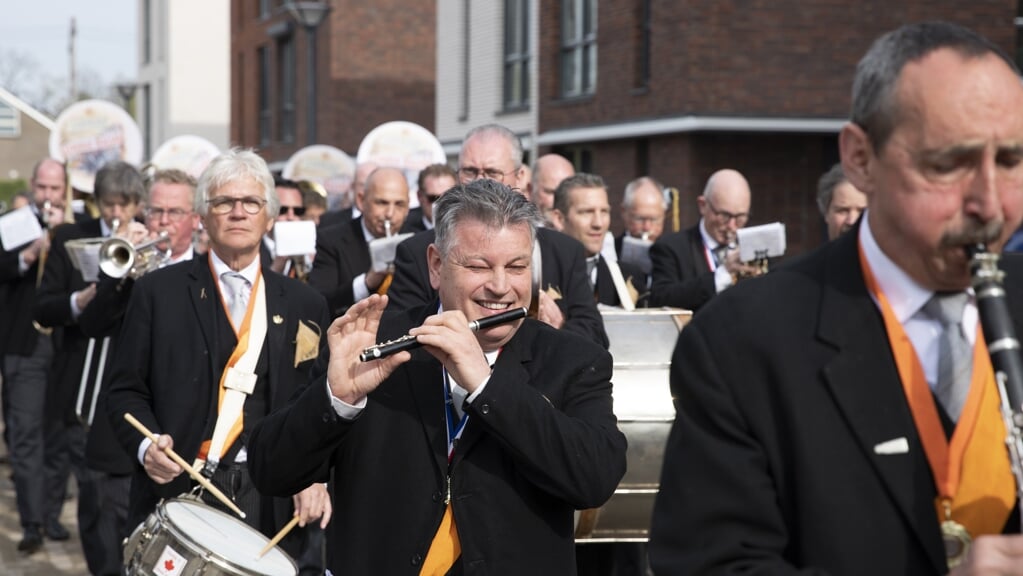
[265,177,311,279]
[649,168,762,312]
[407,163,457,233]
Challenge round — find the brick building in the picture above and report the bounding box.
[230,0,436,167]
[533,0,1019,255]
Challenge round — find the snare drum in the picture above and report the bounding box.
[123,497,297,576]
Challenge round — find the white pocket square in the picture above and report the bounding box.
[873,437,909,455]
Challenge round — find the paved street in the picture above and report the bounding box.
[0,454,89,574]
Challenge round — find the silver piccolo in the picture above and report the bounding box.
[359,307,528,362]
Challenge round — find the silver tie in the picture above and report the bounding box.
[221,272,250,327]
[923,292,972,422]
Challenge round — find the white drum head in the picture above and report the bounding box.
[164,499,295,576]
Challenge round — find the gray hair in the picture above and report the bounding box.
[433,178,540,258]
[816,163,848,217]
[553,172,606,215]
[461,124,524,169]
[94,161,144,204]
[851,21,1017,151]
[195,148,279,218]
[146,168,197,205]
[623,176,667,210]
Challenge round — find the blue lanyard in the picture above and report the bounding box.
[443,369,469,463]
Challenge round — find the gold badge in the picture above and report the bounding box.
[272,314,284,325]
[545,285,563,301]
[294,319,321,367]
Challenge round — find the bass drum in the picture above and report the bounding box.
[575,307,690,542]
[123,497,297,576]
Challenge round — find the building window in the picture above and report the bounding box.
[258,46,271,146]
[0,101,20,138]
[560,0,597,97]
[503,0,529,110]
[278,37,296,144]
[142,0,152,65]
[554,145,593,174]
[634,0,651,89]
[260,0,272,19]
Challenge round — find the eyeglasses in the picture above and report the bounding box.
[280,205,307,216]
[705,198,750,225]
[207,196,267,215]
[145,207,192,222]
[458,166,518,182]
[423,194,442,204]
[628,215,662,225]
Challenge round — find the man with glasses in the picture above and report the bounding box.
[408,163,457,232]
[106,149,331,571]
[388,124,609,348]
[265,177,311,279]
[649,168,761,312]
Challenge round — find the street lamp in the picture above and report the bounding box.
[115,82,139,110]
[286,1,331,144]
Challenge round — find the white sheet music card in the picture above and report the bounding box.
[737,222,786,263]
[272,220,317,257]
[65,239,104,282]
[620,235,654,274]
[369,232,414,272]
[0,206,43,250]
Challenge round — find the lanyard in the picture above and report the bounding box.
[443,369,468,464]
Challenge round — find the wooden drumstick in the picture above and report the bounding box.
[257,515,301,559]
[123,413,246,519]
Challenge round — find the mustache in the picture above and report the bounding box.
[940,219,1003,247]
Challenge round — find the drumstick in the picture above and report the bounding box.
[123,413,246,519]
[257,515,301,559]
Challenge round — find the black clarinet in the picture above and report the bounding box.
[968,243,1023,527]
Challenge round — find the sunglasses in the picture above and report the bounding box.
[280,205,307,216]
[424,194,442,204]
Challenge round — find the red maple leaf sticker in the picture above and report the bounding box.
[164,559,175,571]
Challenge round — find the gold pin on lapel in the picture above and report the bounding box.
[272,314,284,325]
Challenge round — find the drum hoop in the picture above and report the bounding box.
[158,498,297,576]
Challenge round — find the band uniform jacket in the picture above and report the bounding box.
[386,227,610,349]
[105,253,330,536]
[247,303,628,575]
[648,221,1023,575]
[595,255,648,308]
[648,224,717,312]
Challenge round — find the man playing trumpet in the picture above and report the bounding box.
[248,178,627,575]
[106,149,331,570]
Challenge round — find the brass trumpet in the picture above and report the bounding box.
[99,231,170,279]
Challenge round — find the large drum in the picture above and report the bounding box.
[576,308,690,542]
[124,498,297,576]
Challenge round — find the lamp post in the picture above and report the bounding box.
[115,82,139,112]
[286,1,331,144]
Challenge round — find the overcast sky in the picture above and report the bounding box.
[1,0,136,85]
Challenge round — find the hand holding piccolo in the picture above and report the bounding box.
[123,413,246,519]
[360,306,528,362]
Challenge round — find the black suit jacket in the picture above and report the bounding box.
[247,304,627,575]
[404,207,427,233]
[386,228,609,348]
[648,223,716,311]
[308,217,372,317]
[317,206,353,230]
[0,225,50,358]
[106,254,329,538]
[648,223,1023,575]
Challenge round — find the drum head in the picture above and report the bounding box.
[164,499,296,576]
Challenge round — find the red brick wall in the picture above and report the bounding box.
[230,0,436,164]
[540,0,1017,129]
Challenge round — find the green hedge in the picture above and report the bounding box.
[0,179,29,210]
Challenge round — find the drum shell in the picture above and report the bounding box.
[575,308,689,542]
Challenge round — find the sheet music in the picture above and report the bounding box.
[0,206,43,250]
[272,220,317,257]
[65,239,104,282]
[369,232,414,272]
[619,235,653,274]
[737,222,786,262]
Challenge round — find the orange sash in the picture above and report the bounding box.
[197,259,264,463]
[858,243,1013,536]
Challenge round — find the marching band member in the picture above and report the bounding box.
[106,149,331,570]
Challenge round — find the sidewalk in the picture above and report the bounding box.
[0,460,89,575]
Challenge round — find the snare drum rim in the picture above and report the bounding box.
[157,498,298,576]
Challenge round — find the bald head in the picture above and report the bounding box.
[360,167,410,238]
[531,154,575,227]
[698,169,752,246]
